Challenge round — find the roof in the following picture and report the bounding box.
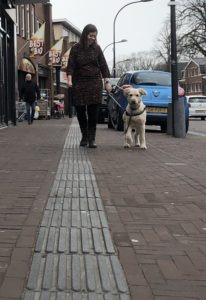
[52,18,81,37]
[193,57,206,65]
[183,57,206,74]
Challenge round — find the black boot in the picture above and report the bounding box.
[88,129,97,148]
[80,128,88,147]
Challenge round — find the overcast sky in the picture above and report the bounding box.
[50,0,170,65]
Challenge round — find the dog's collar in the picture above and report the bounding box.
[125,107,146,117]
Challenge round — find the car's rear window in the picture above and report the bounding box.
[189,97,206,103]
[132,72,171,86]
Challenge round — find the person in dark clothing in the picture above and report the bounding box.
[20,73,40,125]
[66,24,112,148]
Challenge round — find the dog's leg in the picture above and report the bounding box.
[134,130,140,147]
[139,125,147,149]
[124,127,132,148]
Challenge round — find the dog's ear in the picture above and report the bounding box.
[138,88,147,96]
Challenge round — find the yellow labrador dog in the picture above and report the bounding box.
[122,87,147,149]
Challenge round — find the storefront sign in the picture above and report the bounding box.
[14,0,49,4]
[61,48,71,70]
[48,38,63,66]
[29,23,45,57]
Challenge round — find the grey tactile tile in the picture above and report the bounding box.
[22,121,130,299]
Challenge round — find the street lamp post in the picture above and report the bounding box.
[103,39,127,53]
[113,0,153,78]
[169,0,186,137]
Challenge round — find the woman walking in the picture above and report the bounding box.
[66,24,112,148]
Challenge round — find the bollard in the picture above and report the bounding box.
[167,98,186,138]
[167,103,173,135]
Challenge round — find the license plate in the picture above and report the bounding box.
[195,110,206,113]
[146,107,167,113]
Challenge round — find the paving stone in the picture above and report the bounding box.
[0,277,25,298]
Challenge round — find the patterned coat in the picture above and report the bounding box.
[66,43,110,106]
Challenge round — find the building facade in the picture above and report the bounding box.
[0,0,52,127]
[52,19,81,116]
[16,1,53,104]
[0,0,17,127]
[180,58,206,96]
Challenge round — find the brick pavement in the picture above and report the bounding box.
[88,125,206,300]
[21,121,130,300]
[1,118,206,299]
[0,118,71,300]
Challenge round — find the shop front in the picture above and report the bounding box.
[0,0,16,127]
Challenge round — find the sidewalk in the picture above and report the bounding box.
[0,118,71,300]
[0,118,206,300]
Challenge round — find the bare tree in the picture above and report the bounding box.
[115,51,160,77]
[153,19,171,71]
[177,0,206,57]
[153,16,188,72]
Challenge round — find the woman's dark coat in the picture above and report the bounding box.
[66,43,110,106]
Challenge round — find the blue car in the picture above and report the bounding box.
[107,70,189,132]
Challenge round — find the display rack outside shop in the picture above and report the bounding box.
[37,89,51,119]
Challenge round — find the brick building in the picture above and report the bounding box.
[16,1,53,105]
[180,58,206,96]
[0,0,17,127]
[52,19,81,116]
[0,0,52,127]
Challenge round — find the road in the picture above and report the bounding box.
[145,119,206,136]
[189,118,206,136]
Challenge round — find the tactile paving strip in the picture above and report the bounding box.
[22,120,131,300]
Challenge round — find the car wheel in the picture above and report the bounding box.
[114,110,124,131]
[201,117,205,120]
[108,113,113,129]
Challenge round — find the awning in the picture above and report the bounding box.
[18,58,36,74]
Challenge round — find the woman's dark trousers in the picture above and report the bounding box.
[75,104,99,148]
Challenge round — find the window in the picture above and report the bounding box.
[132,72,171,86]
[189,97,206,103]
[31,5,35,36]
[26,4,30,39]
[16,5,19,35]
[20,5,25,37]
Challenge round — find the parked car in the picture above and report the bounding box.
[186,95,206,120]
[107,70,189,132]
[98,78,120,123]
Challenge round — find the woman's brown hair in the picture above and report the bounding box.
[79,24,98,49]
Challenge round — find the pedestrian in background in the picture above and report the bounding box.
[66,24,112,148]
[20,73,40,125]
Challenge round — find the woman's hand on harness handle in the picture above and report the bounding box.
[67,75,73,88]
[104,79,112,93]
